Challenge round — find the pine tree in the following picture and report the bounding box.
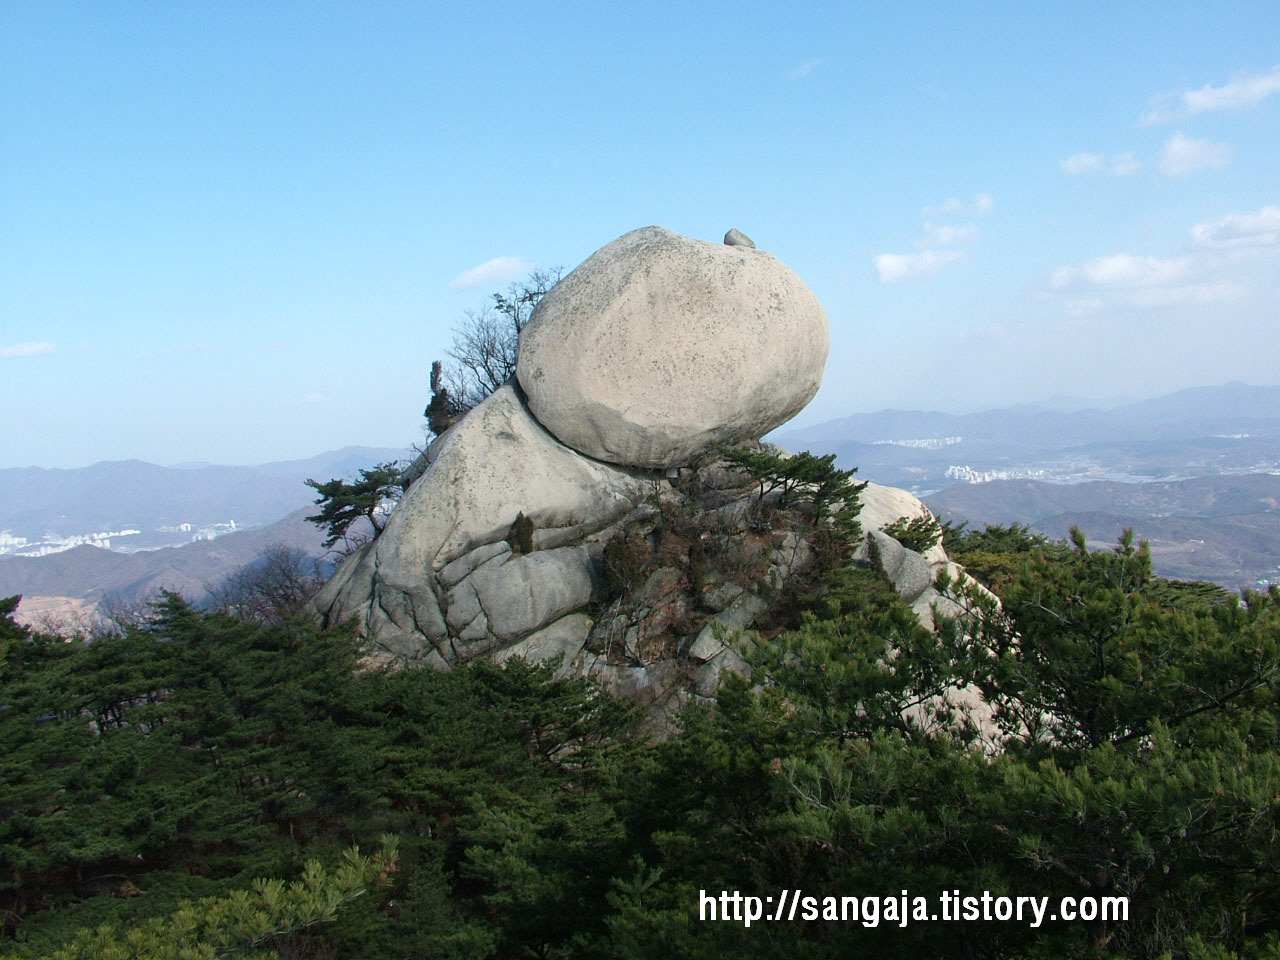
[304,462,403,549]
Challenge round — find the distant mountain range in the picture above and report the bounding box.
[6,384,1280,623]
[926,474,1280,590]
[0,507,334,624]
[0,445,409,546]
[773,382,1280,493]
[0,445,404,626]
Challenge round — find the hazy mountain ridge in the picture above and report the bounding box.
[0,445,409,544]
[773,383,1280,493]
[783,383,1280,448]
[8,385,1280,615]
[0,507,332,609]
[926,473,1280,526]
[927,474,1280,590]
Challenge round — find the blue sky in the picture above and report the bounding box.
[2,2,1278,468]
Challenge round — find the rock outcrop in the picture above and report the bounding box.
[516,226,829,469]
[312,382,650,666]
[314,225,980,725]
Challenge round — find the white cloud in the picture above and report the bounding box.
[1060,153,1104,174]
[787,58,824,80]
[450,255,532,290]
[1184,65,1280,113]
[874,250,964,284]
[0,342,55,358]
[1061,152,1140,176]
[1142,65,1280,124]
[1159,132,1231,177]
[1192,206,1280,248]
[1048,250,1246,309]
[1110,153,1141,176]
[1062,298,1103,318]
[1123,282,1243,307]
[922,221,976,245]
[922,193,994,218]
[302,392,325,404]
[1052,253,1193,289]
[1047,204,1280,319]
[923,198,963,216]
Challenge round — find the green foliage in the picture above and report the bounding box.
[718,446,866,526]
[881,512,943,553]
[941,519,1049,556]
[31,840,398,960]
[511,511,535,555]
[601,531,1280,959]
[948,527,1280,752]
[715,446,867,570]
[941,521,1072,593]
[602,534,646,601]
[7,515,1280,959]
[0,594,368,950]
[1143,575,1237,608]
[304,461,403,549]
[926,529,1280,955]
[739,566,978,744]
[0,595,27,677]
[0,595,642,958]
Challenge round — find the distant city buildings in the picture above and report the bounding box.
[0,521,240,557]
[191,521,237,542]
[0,528,143,557]
[0,532,30,551]
[945,464,1048,484]
[871,436,963,449]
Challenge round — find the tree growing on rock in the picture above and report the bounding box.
[881,513,943,553]
[310,272,561,554]
[425,267,562,436]
[424,360,465,436]
[305,462,404,550]
[717,446,867,528]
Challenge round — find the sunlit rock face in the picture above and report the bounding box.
[516,225,829,469]
[314,226,987,732]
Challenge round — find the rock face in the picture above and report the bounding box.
[516,226,829,469]
[313,224,985,729]
[369,384,647,574]
[316,442,965,724]
[311,383,650,666]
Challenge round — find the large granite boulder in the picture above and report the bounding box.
[516,226,829,468]
[372,383,647,574]
[311,383,650,662]
[310,223,996,735]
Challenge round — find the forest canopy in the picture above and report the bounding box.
[3,526,1280,959]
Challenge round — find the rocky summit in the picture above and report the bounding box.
[313,226,971,722]
[516,225,829,469]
